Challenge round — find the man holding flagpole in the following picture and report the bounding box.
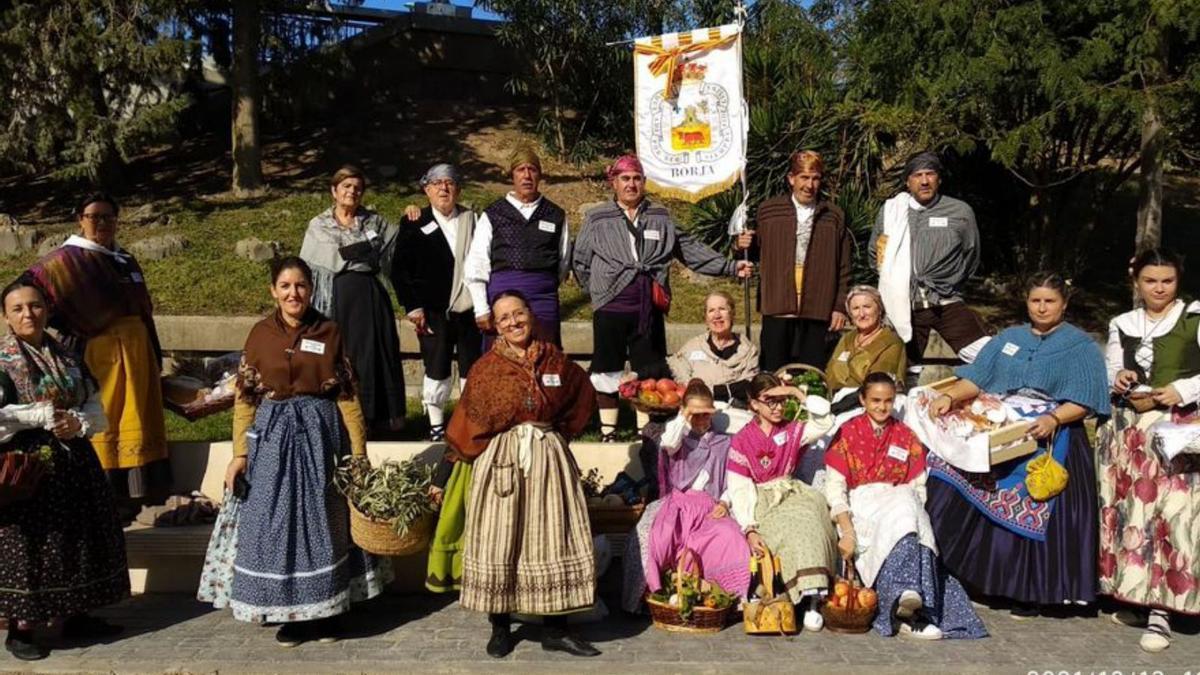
[572,154,753,439]
[735,150,852,371]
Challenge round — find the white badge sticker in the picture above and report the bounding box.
[928,217,949,228]
[130,272,144,283]
[643,229,662,241]
[537,220,556,233]
[887,444,909,462]
[542,373,562,387]
[244,431,258,440]
[1001,342,1020,356]
[420,223,438,235]
[688,350,709,362]
[837,351,850,362]
[365,229,379,240]
[299,339,326,355]
[773,431,787,446]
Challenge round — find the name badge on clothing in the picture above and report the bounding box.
[542,373,562,387]
[643,229,662,241]
[130,272,144,283]
[887,445,909,462]
[837,351,850,362]
[928,217,949,228]
[773,431,787,446]
[1001,342,1020,356]
[688,350,709,362]
[299,339,326,355]
[365,229,379,241]
[420,223,438,235]
[537,220,556,233]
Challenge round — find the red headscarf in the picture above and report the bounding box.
[824,414,926,490]
[607,154,644,180]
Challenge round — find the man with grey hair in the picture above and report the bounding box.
[871,151,989,364]
[391,163,481,441]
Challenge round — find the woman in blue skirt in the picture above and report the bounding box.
[198,256,390,646]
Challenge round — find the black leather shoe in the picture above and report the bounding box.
[486,627,514,658]
[542,633,600,657]
[275,622,308,648]
[6,630,48,661]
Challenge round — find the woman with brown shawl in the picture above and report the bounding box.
[444,290,599,658]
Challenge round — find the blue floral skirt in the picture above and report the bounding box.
[872,534,987,638]
[197,396,391,623]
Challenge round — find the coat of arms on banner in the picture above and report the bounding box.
[634,24,746,203]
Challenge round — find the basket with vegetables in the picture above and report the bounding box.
[774,364,828,422]
[619,378,687,415]
[0,438,54,507]
[333,455,436,556]
[647,548,736,633]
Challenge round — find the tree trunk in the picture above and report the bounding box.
[1135,104,1164,253]
[231,0,264,194]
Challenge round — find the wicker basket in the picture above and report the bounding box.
[587,501,644,535]
[348,504,434,557]
[773,363,828,395]
[647,549,732,634]
[820,559,877,634]
[164,395,235,421]
[0,451,47,507]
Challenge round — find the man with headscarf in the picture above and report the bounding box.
[734,149,852,371]
[572,154,753,439]
[870,151,989,364]
[391,163,481,441]
[464,145,570,346]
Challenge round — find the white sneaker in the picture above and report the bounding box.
[895,590,923,619]
[1110,609,1147,628]
[899,621,943,641]
[1140,630,1171,653]
[803,608,825,632]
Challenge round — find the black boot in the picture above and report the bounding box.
[486,613,514,658]
[541,615,600,657]
[5,628,48,661]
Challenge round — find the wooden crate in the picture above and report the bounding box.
[926,377,1038,466]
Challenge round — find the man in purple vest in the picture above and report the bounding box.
[464,146,570,347]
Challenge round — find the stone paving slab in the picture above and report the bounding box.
[1,594,1198,674]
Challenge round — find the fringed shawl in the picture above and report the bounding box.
[727,419,807,483]
[25,236,160,359]
[956,323,1110,416]
[824,414,925,490]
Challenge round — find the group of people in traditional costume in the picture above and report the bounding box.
[1,145,1195,662]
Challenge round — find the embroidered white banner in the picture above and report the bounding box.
[633,24,746,203]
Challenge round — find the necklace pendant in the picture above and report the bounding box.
[759,456,772,468]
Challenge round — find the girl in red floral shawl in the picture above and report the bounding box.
[824,373,986,640]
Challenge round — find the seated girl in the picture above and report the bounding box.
[728,373,838,631]
[824,373,987,640]
[622,381,751,613]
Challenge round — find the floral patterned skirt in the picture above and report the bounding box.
[196,397,391,623]
[1096,405,1200,614]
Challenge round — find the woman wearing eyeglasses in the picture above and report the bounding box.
[726,372,837,632]
[24,192,170,517]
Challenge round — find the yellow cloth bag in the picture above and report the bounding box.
[1025,434,1069,502]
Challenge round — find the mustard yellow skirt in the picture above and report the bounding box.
[85,315,168,471]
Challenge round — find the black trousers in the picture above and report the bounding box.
[589,310,671,380]
[417,309,483,381]
[908,302,988,363]
[758,316,833,372]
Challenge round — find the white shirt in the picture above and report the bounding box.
[464,193,571,318]
[1106,299,1200,405]
[430,205,462,253]
[791,195,815,265]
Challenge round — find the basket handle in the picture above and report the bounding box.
[757,544,778,601]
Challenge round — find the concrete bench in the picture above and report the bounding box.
[124,440,646,594]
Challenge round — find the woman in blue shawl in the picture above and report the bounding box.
[923,273,1109,618]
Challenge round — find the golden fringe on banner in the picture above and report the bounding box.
[646,171,742,204]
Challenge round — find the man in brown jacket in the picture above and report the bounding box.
[736,150,852,371]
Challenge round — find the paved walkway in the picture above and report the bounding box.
[2,594,1198,674]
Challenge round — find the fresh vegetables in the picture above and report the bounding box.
[778,369,828,422]
[648,569,735,620]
